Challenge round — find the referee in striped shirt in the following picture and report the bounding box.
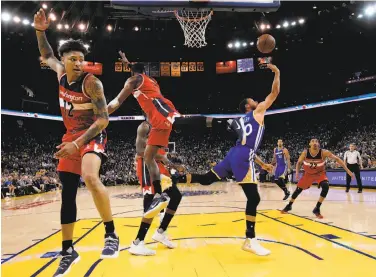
[343,144,363,193]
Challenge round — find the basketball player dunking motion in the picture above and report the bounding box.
[108,51,181,218]
[130,121,182,256]
[272,139,291,200]
[174,64,280,256]
[34,9,119,277]
[281,139,354,218]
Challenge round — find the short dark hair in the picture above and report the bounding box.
[131,63,145,74]
[239,98,248,113]
[58,39,88,57]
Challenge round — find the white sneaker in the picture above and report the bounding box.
[128,241,156,256]
[152,230,176,249]
[159,212,165,224]
[242,238,271,256]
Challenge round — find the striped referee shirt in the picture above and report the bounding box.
[344,150,362,165]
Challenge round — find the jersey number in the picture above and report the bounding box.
[64,100,74,117]
[309,162,317,169]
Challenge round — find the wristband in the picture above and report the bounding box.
[72,141,80,150]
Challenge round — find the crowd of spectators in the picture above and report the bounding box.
[2,116,375,198]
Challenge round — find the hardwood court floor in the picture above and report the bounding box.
[2,183,376,277]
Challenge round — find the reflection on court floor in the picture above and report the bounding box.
[2,210,376,277]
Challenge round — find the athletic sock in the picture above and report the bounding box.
[135,221,152,243]
[316,202,322,209]
[104,220,115,234]
[245,220,256,239]
[62,240,73,252]
[159,213,174,232]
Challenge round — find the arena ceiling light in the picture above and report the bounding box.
[84,44,90,49]
[64,24,69,30]
[107,25,113,31]
[22,19,30,25]
[298,18,305,24]
[260,23,266,30]
[2,12,11,21]
[365,5,375,17]
[291,21,296,26]
[242,42,247,47]
[13,16,21,23]
[357,14,364,19]
[228,43,233,48]
[133,26,140,31]
[266,24,271,29]
[78,23,86,31]
[49,13,56,21]
[42,3,48,9]
[283,21,289,28]
[250,41,254,46]
[57,24,62,30]
[276,24,281,29]
[234,41,240,48]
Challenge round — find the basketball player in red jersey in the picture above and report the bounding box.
[130,121,182,256]
[34,9,119,276]
[108,51,181,218]
[281,138,354,218]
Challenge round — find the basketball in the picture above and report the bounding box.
[257,34,276,54]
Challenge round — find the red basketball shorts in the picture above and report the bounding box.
[297,172,328,190]
[147,127,172,148]
[57,131,107,176]
[136,156,170,195]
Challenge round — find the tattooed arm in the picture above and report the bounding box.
[34,8,64,78]
[74,75,109,147]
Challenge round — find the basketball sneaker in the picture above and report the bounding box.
[281,204,292,214]
[53,248,80,277]
[152,229,176,249]
[100,233,120,259]
[128,240,156,256]
[312,207,323,219]
[143,193,170,219]
[283,191,290,201]
[242,238,271,256]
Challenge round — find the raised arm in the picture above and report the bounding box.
[107,75,141,114]
[33,8,64,78]
[323,150,354,177]
[254,64,280,117]
[284,148,292,171]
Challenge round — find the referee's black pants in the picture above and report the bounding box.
[346,163,362,190]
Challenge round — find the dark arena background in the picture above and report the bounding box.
[1,1,376,277]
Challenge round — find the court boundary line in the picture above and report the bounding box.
[288,212,376,241]
[30,220,103,277]
[259,212,376,261]
[1,228,62,264]
[84,236,323,276]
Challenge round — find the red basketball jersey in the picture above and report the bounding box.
[303,149,326,175]
[59,73,96,134]
[132,74,178,129]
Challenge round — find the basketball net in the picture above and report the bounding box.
[174,10,213,48]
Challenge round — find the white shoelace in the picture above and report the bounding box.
[104,237,118,251]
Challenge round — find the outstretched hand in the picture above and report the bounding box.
[262,163,274,173]
[33,8,51,31]
[118,51,130,64]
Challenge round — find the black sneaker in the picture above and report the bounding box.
[312,207,323,219]
[358,189,362,193]
[281,204,292,214]
[53,248,80,277]
[100,233,120,259]
[346,188,350,193]
[283,191,290,201]
[143,192,170,219]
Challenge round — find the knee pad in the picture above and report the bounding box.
[292,187,303,199]
[320,181,329,198]
[59,172,80,224]
[164,186,182,211]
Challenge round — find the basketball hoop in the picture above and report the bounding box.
[174,10,213,48]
